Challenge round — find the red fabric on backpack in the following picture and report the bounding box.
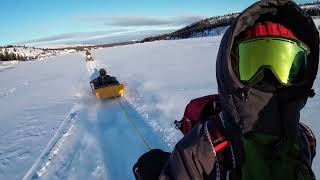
[180,95,219,135]
[175,94,316,180]
[299,123,317,158]
[175,95,238,179]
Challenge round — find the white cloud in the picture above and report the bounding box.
[80,15,207,27]
[16,30,129,45]
[15,15,207,47]
[18,28,178,48]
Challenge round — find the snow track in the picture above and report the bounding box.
[23,93,168,180]
[23,105,82,180]
[20,55,169,179]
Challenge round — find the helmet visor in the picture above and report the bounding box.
[238,37,310,85]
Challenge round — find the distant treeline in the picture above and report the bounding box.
[300,1,320,6]
[170,13,237,39]
[304,7,320,16]
[0,41,138,61]
[43,41,137,51]
[141,13,237,43]
[0,45,28,49]
[0,49,26,61]
[141,3,320,43]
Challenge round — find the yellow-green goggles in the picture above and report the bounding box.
[238,37,310,85]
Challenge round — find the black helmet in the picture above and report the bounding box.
[99,68,107,76]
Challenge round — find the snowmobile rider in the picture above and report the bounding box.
[92,68,119,88]
[85,50,93,61]
[134,1,318,180]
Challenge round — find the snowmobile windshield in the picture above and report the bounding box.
[237,36,310,85]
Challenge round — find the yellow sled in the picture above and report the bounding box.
[91,83,125,100]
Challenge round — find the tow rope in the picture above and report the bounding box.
[91,59,152,150]
[115,97,152,150]
[93,61,104,69]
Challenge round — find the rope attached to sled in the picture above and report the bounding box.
[93,61,104,69]
[91,58,152,151]
[113,91,152,150]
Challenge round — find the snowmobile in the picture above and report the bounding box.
[85,50,94,62]
[90,82,125,100]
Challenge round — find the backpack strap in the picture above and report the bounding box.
[204,116,240,180]
[174,94,240,179]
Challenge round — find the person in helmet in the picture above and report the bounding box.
[92,68,119,88]
[134,1,318,180]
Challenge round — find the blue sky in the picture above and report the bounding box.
[0,0,314,47]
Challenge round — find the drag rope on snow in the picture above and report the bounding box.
[116,98,152,150]
[112,90,152,151]
[91,59,152,150]
[93,61,103,69]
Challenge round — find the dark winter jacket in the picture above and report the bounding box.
[92,75,119,88]
[159,122,217,179]
[159,0,319,179]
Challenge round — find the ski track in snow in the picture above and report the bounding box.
[24,96,168,180]
[22,61,169,180]
[0,65,14,72]
[0,81,30,98]
[23,104,82,180]
[124,84,179,148]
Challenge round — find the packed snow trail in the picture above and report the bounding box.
[23,58,169,179]
[29,96,169,180]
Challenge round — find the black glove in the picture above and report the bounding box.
[133,149,171,180]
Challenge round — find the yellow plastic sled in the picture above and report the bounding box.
[90,83,125,100]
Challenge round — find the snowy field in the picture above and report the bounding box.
[0,36,319,179]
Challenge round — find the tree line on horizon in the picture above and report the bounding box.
[300,1,320,6]
[0,48,26,61]
[141,4,320,43]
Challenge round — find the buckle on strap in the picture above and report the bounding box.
[204,121,230,156]
[215,141,230,152]
[174,120,182,130]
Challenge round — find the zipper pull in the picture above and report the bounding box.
[240,87,251,102]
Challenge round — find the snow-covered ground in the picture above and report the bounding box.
[302,4,320,9]
[0,35,319,180]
